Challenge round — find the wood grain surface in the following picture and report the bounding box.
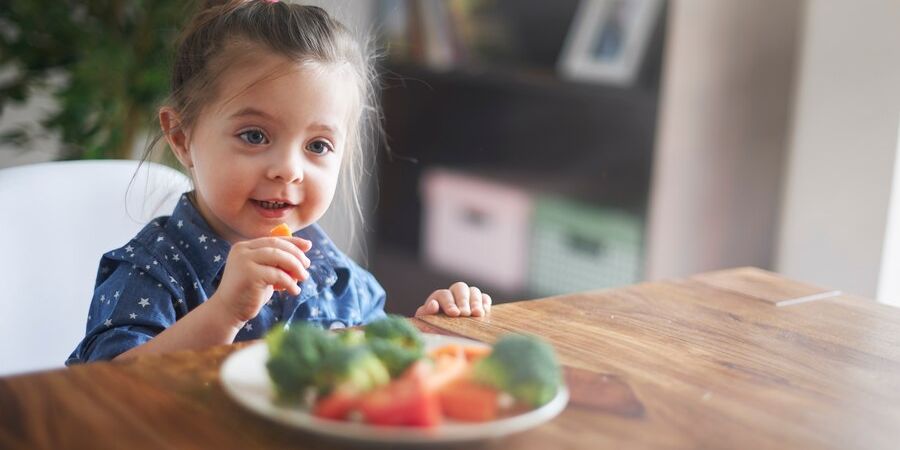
[2,267,899,449]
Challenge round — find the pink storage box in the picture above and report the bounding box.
[420,168,533,293]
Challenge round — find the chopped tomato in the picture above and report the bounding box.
[358,361,441,427]
[439,378,500,422]
[269,223,293,237]
[313,387,359,421]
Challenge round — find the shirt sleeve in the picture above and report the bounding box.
[67,251,179,364]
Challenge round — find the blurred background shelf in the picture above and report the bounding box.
[371,0,667,315]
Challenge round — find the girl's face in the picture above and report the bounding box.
[164,54,357,243]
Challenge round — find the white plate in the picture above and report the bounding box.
[220,333,569,445]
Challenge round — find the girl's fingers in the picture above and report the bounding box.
[287,236,313,253]
[428,289,459,317]
[482,293,492,313]
[415,298,440,316]
[259,263,302,296]
[469,286,484,317]
[248,237,311,269]
[250,246,309,282]
[449,281,471,315]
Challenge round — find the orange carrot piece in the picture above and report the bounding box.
[428,344,463,360]
[269,223,293,237]
[424,351,469,393]
[463,345,492,362]
[429,344,491,363]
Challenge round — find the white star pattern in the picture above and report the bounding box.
[310,306,320,317]
[125,245,134,253]
[157,236,165,242]
[129,313,137,319]
[104,319,112,327]
[177,298,184,304]
[198,234,208,243]
[172,254,180,262]
[244,323,253,332]
[169,276,178,284]
[138,298,150,308]
[114,291,120,299]
[213,255,222,263]
[177,220,184,228]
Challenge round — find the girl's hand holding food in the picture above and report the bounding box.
[212,225,312,327]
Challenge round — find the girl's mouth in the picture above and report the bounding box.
[251,199,295,218]
[256,200,290,209]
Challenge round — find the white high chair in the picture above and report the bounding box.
[0,160,191,375]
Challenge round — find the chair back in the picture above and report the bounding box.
[0,160,190,375]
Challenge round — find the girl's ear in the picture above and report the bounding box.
[159,107,192,169]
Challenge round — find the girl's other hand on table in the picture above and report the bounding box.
[415,281,491,317]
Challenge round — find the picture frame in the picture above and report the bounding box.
[558,0,664,86]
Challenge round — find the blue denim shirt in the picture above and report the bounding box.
[67,193,386,364]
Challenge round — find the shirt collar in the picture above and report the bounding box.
[165,192,348,294]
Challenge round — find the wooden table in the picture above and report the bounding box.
[2,267,899,449]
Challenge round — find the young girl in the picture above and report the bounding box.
[67,0,490,364]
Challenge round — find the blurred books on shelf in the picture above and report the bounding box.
[375,0,542,72]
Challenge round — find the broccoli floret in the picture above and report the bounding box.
[265,323,336,401]
[472,334,562,407]
[364,315,424,352]
[314,345,390,395]
[335,328,366,347]
[368,338,424,377]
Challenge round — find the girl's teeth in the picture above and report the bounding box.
[259,200,287,209]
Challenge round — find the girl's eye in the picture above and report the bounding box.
[307,140,333,155]
[238,129,269,145]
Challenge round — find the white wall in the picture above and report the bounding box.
[646,0,801,280]
[776,0,900,304]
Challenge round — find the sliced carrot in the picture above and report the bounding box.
[269,223,293,237]
[439,378,500,422]
[429,344,492,363]
[428,344,463,360]
[424,351,469,393]
[463,345,492,362]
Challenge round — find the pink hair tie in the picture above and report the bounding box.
[264,0,278,3]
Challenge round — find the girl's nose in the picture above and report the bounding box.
[266,148,304,183]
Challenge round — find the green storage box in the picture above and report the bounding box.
[529,197,643,296]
